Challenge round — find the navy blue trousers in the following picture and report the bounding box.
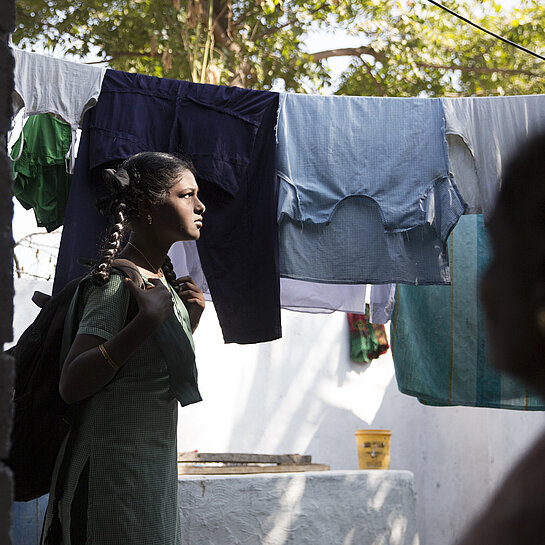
[54,69,281,344]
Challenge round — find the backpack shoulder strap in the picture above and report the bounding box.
[111,258,145,289]
[60,263,143,363]
[109,259,144,326]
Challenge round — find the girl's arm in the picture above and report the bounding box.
[59,278,173,404]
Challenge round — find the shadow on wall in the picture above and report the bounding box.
[219,310,377,465]
[202,302,545,545]
[370,372,545,545]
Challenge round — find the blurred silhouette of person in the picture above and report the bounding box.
[457,132,545,545]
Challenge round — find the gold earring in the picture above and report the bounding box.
[147,213,153,225]
[536,308,545,334]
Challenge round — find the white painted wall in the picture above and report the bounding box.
[185,306,545,545]
[12,277,545,545]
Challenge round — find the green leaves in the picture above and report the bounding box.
[336,0,545,96]
[12,0,545,95]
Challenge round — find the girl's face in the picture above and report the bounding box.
[150,170,205,243]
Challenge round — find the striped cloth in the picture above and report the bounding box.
[391,214,545,410]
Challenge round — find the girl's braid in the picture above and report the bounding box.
[91,202,128,286]
[161,254,181,297]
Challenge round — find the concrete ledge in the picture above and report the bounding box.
[179,469,419,545]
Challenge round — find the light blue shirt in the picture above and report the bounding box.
[276,93,467,285]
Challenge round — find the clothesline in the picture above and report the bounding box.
[11,50,545,322]
[425,0,545,62]
[10,47,545,410]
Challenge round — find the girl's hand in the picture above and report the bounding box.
[124,277,174,328]
[173,275,205,332]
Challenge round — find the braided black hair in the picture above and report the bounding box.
[92,203,128,286]
[161,255,181,297]
[92,152,195,286]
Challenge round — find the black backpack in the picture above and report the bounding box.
[4,260,142,502]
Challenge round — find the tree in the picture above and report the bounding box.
[12,0,545,95]
[14,0,340,90]
[334,0,545,97]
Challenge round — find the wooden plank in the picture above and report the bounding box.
[177,463,330,475]
[177,452,312,464]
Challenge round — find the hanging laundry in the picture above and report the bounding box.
[169,241,396,318]
[347,310,389,364]
[368,284,396,325]
[11,48,106,173]
[53,68,280,344]
[276,93,467,286]
[281,279,367,314]
[169,241,209,296]
[445,133,481,215]
[391,214,545,410]
[10,113,72,231]
[442,95,545,220]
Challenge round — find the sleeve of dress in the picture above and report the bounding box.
[77,274,130,341]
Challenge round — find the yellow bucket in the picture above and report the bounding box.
[355,429,391,469]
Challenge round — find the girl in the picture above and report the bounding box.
[42,151,205,545]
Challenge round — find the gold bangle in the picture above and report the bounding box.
[98,343,120,371]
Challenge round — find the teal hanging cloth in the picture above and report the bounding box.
[391,214,545,410]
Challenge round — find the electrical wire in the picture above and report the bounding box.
[425,0,545,62]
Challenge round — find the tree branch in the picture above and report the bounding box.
[414,61,540,77]
[260,17,298,38]
[15,231,59,246]
[13,253,21,279]
[360,58,387,96]
[259,3,329,39]
[207,3,252,86]
[107,51,158,60]
[309,46,540,78]
[310,46,387,63]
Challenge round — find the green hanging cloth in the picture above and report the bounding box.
[11,113,73,232]
[348,308,390,364]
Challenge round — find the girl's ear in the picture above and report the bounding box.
[134,198,153,224]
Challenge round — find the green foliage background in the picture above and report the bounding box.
[13,0,545,96]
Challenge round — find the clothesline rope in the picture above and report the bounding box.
[425,0,545,62]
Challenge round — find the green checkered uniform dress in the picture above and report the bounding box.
[42,274,194,544]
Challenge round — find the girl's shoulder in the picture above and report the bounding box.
[81,271,127,306]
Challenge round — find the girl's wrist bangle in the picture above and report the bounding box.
[98,343,120,371]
